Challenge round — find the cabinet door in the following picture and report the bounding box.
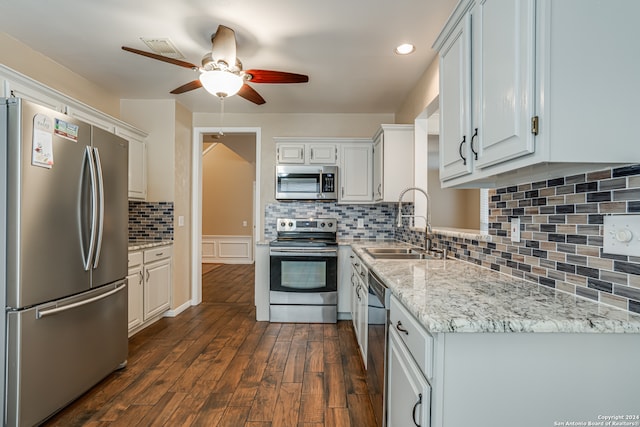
[373,135,383,201]
[277,143,306,164]
[357,281,368,366]
[127,136,147,200]
[337,247,353,315]
[439,12,473,181]
[340,144,373,202]
[127,268,144,331]
[144,260,171,320]
[309,144,337,164]
[387,328,431,427]
[474,0,536,169]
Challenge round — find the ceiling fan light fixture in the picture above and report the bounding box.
[199,70,244,98]
[394,43,416,55]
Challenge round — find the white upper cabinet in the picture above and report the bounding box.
[339,142,373,203]
[276,143,306,164]
[116,127,148,200]
[373,125,415,202]
[434,0,640,188]
[275,139,337,165]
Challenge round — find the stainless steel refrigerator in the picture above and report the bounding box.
[1,98,129,426]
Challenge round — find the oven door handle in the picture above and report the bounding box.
[270,248,338,257]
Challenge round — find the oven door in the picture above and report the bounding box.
[269,248,338,294]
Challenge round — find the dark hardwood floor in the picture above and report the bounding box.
[43,264,376,426]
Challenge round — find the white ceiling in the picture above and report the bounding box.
[0,0,457,114]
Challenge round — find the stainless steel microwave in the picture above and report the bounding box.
[275,165,338,201]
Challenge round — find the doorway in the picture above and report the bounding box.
[190,127,262,305]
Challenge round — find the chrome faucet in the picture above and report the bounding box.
[396,187,432,252]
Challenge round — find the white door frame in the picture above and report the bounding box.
[190,126,261,305]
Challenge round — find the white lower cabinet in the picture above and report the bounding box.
[126,252,144,331]
[337,246,353,318]
[387,327,431,427]
[128,245,172,336]
[350,252,368,366]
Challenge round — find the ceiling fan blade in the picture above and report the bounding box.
[237,84,266,105]
[211,25,237,68]
[244,70,309,84]
[170,80,203,94]
[122,46,199,69]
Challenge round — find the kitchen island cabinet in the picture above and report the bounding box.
[434,0,640,188]
[351,243,640,427]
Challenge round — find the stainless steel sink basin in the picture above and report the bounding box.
[364,247,446,260]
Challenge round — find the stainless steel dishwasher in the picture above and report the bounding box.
[367,269,390,427]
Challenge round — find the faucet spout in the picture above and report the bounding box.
[397,187,432,251]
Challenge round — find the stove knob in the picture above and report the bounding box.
[288,222,293,228]
[280,222,286,227]
[320,222,326,228]
[328,222,333,228]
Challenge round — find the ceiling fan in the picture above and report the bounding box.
[122,25,309,105]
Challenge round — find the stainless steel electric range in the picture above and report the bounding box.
[269,218,338,323]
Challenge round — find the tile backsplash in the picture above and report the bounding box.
[128,201,174,242]
[420,165,640,315]
[264,202,396,241]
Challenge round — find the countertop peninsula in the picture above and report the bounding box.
[350,241,640,334]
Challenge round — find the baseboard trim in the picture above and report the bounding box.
[164,300,192,317]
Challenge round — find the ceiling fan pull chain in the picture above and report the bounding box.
[218,97,225,136]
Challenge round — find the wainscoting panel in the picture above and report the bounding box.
[202,235,254,264]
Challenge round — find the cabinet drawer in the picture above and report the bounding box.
[128,251,143,269]
[143,246,172,263]
[389,295,433,379]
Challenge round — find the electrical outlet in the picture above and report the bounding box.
[603,215,640,256]
[178,216,185,227]
[510,217,520,242]
[357,218,365,229]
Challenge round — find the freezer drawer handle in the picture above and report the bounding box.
[37,284,126,319]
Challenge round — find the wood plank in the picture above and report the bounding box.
[217,406,251,427]
[324,363,347,408]
[325,407,351,427]
[305,341,324,373]
[271,382,302,427]
[190,392,232,427]
[347,394,377,427]
[282,340,307,383]
[247,370,283,422]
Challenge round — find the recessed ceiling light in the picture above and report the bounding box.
[394,43,416,55]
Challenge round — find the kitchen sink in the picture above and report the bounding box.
[364,247,446,260]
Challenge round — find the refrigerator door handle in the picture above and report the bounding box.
[36,283,126,319]
[82,146,99,271]
[92,147,105,269]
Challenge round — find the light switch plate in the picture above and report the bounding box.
[510,217,521,243]
[603,214,640,256]
[357,218,365,229]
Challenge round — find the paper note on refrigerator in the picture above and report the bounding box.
[32,114,54,168]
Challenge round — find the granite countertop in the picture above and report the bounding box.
[128,240,173,251]
[351,242,640,334]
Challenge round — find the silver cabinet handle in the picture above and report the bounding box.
[37,284,126,319]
